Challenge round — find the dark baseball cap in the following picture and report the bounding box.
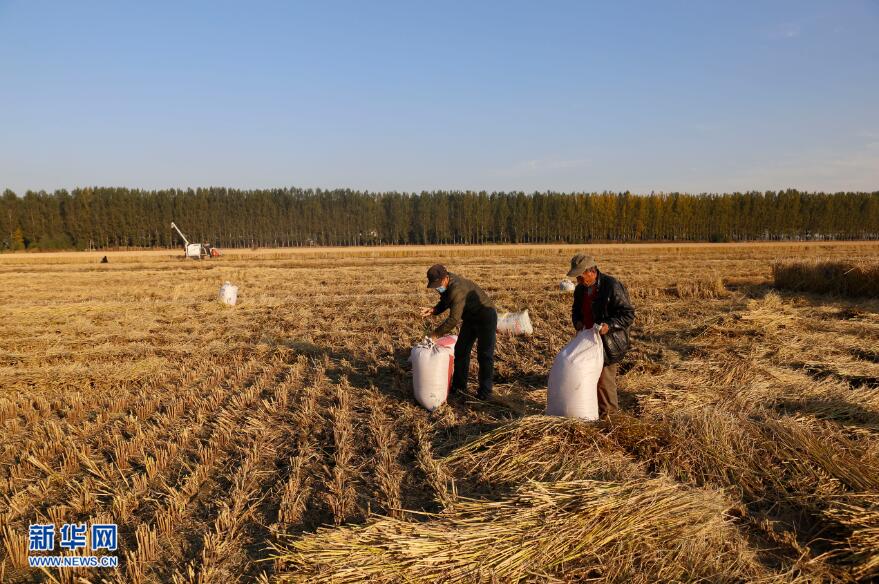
[426,264,448,288]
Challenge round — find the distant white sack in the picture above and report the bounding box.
[546,326,604,420]
[409,335,457,411]
[560,280,576,292]
[496,310,533,336]
[219,281,238,306]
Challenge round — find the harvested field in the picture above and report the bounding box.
[1,241,878,582]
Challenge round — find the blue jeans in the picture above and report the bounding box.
[451,308,497,398]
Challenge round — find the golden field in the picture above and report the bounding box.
[1,242,878,583]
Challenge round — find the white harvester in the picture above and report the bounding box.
[171,222,220,259]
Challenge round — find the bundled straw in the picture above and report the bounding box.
[606,409,879,580]
[607,409,786,503]
[673,275,728,299]
[443,415,640,484]
[772,260,879,298]
[761,418,879,493]
[272,477,765,583]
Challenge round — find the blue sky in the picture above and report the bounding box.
[1,1,877,194]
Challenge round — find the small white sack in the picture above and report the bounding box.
[546,325,604,420]
[409,335,457,411]
[496,310,533,336]
[219,281,238,306]
[559,279,576,292]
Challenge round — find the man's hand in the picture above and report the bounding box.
[598,323,609,335]
[420,307,434,318]
[574,321,584,331]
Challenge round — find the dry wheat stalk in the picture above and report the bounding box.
[444,415,640,485]
[413,419,457,510]
[366,400,404,518]
[823,494,879,579]
[323,380,359,526]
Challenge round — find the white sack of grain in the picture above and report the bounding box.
[546,325,604,420]
[496,310,533,336]
[219,281,238,306]
[559,279,576,292]
[409,335,457,411]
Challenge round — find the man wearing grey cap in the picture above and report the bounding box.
[567,254,636,417]
[420,264,497,400]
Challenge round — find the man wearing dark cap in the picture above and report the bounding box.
[420,264,497,400]
[567,254,636,417]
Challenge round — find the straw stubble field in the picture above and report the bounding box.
[1,242,878,583]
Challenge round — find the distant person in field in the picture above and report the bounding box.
[420,264,497,400]
[567,254,635,417]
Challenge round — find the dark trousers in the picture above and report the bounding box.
[597,363,619,417]
[451,308,497,398]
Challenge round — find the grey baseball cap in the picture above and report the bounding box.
[566,254,597,277]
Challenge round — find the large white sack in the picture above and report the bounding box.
[409,335,457,411]
[219,281,238,306]
[497,310,533,336]
[559,279,576,292]
[546,326,604,420]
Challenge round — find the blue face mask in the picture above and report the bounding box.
[436,285,447,294]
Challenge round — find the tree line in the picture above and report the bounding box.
[1,187,877,250]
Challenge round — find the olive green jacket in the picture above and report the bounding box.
[431,273,495,337]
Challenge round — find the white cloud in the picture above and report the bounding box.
[493,157,592,178]
[723,142,879,192]
[768,22,801,40]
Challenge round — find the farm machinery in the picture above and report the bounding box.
[171,222,220,259]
